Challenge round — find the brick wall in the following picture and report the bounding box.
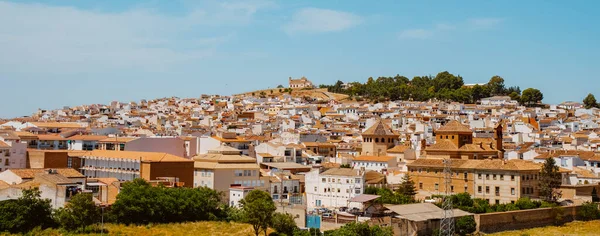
[475,205,582,233]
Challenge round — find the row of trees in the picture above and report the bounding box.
[0,188,102,234]
[320,72,544,105]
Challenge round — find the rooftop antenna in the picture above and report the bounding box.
[440,158,454,236]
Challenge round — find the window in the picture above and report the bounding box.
[511,188,515,195]
[486,186,490,194]
[478,186,482,193]
[419,182,423,189]
[495,187,500,196]
[314,187,317,192]
[434,183,439,191]
[346,179,349,184]
[495,199,500,205]
[478,174,482,179]
[511,175,515,181]
[355,178,361,184]
[493,174,497,180]
[486,174,490,180]
[450,185,454,192]
[464,173,468,179]
[500,175,504,181]
[322,178,326,183]
[465,186,468,192]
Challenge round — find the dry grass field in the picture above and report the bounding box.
[9,221,273,236]
[489,220,600,236]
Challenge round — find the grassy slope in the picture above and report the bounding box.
[234,88,349,101]
[490,220,600,236]
[15,221,273,236]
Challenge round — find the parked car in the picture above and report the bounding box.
[322,213,333,218]
[338,207,348,212]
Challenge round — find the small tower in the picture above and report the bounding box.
[361,120,398,156]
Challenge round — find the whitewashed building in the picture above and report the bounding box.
[229,185,254,207]
[305,168,365,209]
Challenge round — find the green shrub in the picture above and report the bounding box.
[455,216,477,236]
[577,202,600,221]
[515,197,537,210]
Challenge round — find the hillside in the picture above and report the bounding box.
[234,88,349,101]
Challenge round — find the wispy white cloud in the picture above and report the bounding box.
[283,8,363,34]
[398,17,504,40]
[468,17,505,29]
[0,1,270,74]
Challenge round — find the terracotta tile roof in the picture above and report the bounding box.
[0,140,10,148]
[98,137,138,143]
[436,120,472,133]
[211,136,250,143]
[363,120,397,136]
[8,168,84,178]
[572,167,600,179]
[30,122,86,129]
[68,135,108,141]
[387,145,409,153]
[37,134,67,141]
[534,150,600,161]
[407,159,543,171]
[353,155,395,162]
[321,168,363,177]
[426,140,458,151]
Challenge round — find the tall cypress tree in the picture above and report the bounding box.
[539,158,562,202]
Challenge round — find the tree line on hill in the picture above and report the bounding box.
[319,72,544,106]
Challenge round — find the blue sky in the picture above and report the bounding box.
[1,0,599,118]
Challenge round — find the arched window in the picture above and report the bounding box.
[375,138,379,143]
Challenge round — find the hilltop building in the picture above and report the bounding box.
[288,76,314,89]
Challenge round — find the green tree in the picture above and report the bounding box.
[271,212,298,236]
[55,193,101,232]
[521,88,544,106]
[583,93,598,109]
[592,188,599,202]
[455,216,477,236]
[432,71,464,91]
[487,75,506,96]
[509,91,521,102]
[539,158,562,202]
[110,179,224,224]
[399,174,417,198]
[0,188,55,233]
[471,84,490,102]
[324,222,393,236]
[340,164,351,168]
[240,190,276,236]
[577,202,600,221]
[277,85,284,88]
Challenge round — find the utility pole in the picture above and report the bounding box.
[440,159,454,236]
